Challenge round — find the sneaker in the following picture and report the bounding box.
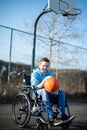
[39,116,49,124]
[62,115,76,124]
[54,119,63,126]
[61,114,69,120]
[49,117,63,126]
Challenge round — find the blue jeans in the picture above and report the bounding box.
[58,89,66,115]
[37,89,66,118]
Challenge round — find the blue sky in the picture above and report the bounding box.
[0,0,47,30]
[0,0,87,31]
[0,0,87,69]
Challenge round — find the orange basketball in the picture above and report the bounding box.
[44,77,59,92]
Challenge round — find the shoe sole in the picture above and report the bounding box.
[62,115,76,124]
[54,120,63,126]
[39,117,49,124]
[54,115,76,126]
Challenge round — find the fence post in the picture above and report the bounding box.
[7,29,13,96]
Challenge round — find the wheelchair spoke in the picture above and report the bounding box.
[12,93,31,127]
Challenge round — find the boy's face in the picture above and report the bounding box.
[39,61,49,73]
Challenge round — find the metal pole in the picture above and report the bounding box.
[32,9,51,70]
[7,29,13,96]
[31,8,71,71]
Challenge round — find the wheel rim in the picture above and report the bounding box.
[12,93,31,127]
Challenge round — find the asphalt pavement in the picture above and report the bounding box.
[0,102,87,130]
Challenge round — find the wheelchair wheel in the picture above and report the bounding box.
[36,119,48,130]
[62,124,69,130]
[12,93,31,128]
[65,100,71,117]
[61,100,71,130]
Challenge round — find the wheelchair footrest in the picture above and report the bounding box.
[36,117,48,125]
[62,115,76,124]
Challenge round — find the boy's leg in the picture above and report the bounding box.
[37,89,53,119]
[58,89,66,115]
[37,89,68,126]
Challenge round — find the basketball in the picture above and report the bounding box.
[44,77,59,92]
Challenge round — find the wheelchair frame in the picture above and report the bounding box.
[12,70,73,130]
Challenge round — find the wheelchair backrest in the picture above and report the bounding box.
[24,74,31,85]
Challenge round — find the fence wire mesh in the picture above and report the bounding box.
[0,25,87,96]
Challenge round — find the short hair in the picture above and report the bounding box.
[39,57,50,63]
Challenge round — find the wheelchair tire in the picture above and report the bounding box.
[61,100,71,130]
[65,100,71,117]
[12,93,31,128]
[62,124,69,130]
[36,119,48,130]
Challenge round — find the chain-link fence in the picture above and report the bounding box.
[0,25,87,96]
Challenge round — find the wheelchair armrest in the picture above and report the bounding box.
[31,85,38,95]
[24,74,31,85]
[22,86,31,92]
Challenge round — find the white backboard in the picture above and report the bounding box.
[48,0,76,14]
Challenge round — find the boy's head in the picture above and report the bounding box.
[39,57,50,73]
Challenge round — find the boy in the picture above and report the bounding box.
[31,57,68,125]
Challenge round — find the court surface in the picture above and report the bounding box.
[0,102,87,130]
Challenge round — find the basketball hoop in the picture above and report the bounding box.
[62,8,82,19]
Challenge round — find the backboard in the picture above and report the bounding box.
[48,0,76,14]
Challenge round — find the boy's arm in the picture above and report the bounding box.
[37,80,44,89]
[37,76,52,89]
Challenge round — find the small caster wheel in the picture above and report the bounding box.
[36,119,48,130]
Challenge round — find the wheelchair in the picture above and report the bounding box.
[12,69,75,130]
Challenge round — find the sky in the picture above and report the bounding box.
[0,0,87,70]
[0,0,47,31]
[0,0,87,31]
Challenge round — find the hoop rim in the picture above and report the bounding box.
[62,8,82,16]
